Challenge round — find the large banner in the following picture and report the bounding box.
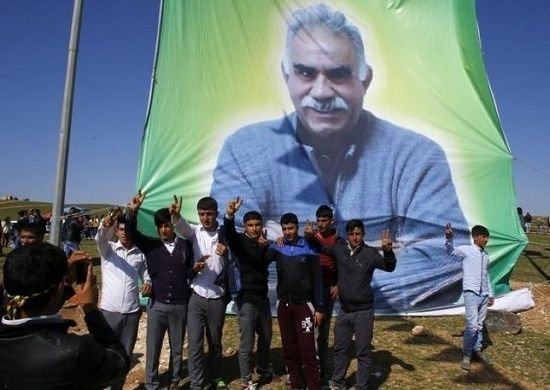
[136,0,527,313]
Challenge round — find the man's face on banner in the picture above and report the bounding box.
[284,26,371,138]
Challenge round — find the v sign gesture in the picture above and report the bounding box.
[381,229,393,252]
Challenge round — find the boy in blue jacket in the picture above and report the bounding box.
[266,213,324,390]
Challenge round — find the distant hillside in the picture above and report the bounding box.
[0,200,116,220]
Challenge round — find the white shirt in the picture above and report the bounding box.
[173,216,224,299]
[95,223,150,313]
[445,239,493,297]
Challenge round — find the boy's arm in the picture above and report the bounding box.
[74,263,130,386]
[311,253,325,326]
[125,210,156,254]
[487,259,494,305]
[95,220,115,259]
[140,259,151,285]
[377,229,397,272]
[444,223,466,258]
[223,215,243,258]
[170,195,195,239]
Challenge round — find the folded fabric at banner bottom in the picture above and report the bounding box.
[226,287,535,317]
[396,288,535,317]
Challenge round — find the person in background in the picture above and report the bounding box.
[524,212,532,233]
[17,220,46,246]
[62,207,84,256]
[13,209,29,249]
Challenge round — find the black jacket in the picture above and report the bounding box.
[223,216,270,302]
[266,237,324,311]
[330,239,396,312]
[0,310,129,389]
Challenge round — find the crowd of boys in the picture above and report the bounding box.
[0,191,495,389]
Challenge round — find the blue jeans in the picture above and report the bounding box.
[463,291,489,356]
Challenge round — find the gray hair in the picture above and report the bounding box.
[282,4,369,81]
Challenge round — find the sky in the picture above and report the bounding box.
[1,1,549,215]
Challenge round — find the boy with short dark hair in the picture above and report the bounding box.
[445,223,494,370]
[223,197,273,389]
[326,220,395,390]
[313,205,339,383]
[171,195,230,390]
[266,212,323,390]
[96,210,151,390]
[18,221,46,246]
[126,192,195,390]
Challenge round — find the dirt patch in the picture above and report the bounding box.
[510,282,550,336]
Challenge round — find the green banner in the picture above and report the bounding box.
[136,0,526,313]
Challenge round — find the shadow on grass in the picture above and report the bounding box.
[523,253,550,280]
[381,321,414,332]
[452,366,528,389]
[370,316,524,389]
[368,349,415,389]
[523,250,542,257]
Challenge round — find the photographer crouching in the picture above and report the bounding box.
[0,242,130,389]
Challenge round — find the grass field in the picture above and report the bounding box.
[1,213,549,389]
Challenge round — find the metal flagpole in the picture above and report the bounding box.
[50,0,84,246]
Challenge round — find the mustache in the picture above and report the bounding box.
[301,96,349,112]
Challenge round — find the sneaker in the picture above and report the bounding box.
[212,377,228,389]
[255,366,275,383]
[473,351,493,366]
[241,380,257,390]
[460,354,471,371]
[328,380,346,390]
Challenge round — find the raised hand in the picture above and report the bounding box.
[381,229,393,252]
[330,285,339,300]
[193,255,210,272]
[140,282,153,297]
[103,207,121,227]
[170,195,183,216]
[314,311,324,327]
[275,236,284,247]
[226,197,243,217]
[304,220,315,238]
[75,263,99,314]
[67,251,93,284]
[128,190,145,212]
[445,223,453,239]
[258,229,268,247]
[215,243,228,256]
